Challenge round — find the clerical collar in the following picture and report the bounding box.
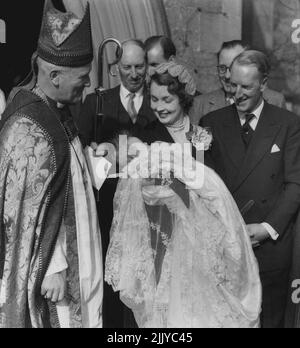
[120,84,144,98]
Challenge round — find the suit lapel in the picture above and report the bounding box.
[137,88,157,126]
[154,121,175,143]
[233,103,281,192]
[220,105,246,169]
[104,86,121,120]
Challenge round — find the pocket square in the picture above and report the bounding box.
[271,144,280,153]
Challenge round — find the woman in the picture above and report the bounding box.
[138,62,212,159]
[105,62,262,328]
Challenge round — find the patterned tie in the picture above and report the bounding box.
[241,113,255,148]
[127,93,138,124]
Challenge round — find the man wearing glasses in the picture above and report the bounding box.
[190,40,286,124]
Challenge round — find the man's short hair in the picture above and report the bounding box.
[217,40,250,60]
[232,50,271,79]
[122,39,145,50]
[119,39,146,62]
[144,35,176,60]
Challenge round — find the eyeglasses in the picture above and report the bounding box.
[217,65,231,75]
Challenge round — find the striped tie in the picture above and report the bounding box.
[241,113,255,148]
[127,93,138,124]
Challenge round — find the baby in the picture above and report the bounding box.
[94,132,148,174]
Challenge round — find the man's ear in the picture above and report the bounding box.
[260,76,268,92]
[49,70,60,87]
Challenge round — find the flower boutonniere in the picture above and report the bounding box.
[186,126,213,151]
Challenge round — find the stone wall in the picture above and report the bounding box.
[243,0,300,115]
[273,0,300,114]
[163,0,242,93]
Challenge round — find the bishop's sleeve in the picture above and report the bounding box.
[0,115,54,285]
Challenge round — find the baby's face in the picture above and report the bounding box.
[118,136,148,169]
[127,137,143,159]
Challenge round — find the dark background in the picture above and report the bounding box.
[0,1,69,97]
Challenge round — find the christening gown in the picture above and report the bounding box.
[105,145,262,328]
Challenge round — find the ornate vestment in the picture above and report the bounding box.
[0,88,102,328]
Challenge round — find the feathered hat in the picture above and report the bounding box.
[36,0,93,67]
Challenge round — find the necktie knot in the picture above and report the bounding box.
[128,92,135,101]
[242,113,255,134]
[245,113,255,124]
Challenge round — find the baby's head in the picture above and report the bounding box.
[112,131,148,170]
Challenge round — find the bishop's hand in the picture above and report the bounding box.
[41,272,66,303]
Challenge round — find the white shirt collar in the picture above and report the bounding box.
[244,100,265,121]
[120,84,144,99]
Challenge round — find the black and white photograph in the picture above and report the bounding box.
[0,0,300,332]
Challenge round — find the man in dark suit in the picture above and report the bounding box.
[78,39,156,146]
[201,50,300,328]
[190,40,286,124]
[77,39,156,328]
